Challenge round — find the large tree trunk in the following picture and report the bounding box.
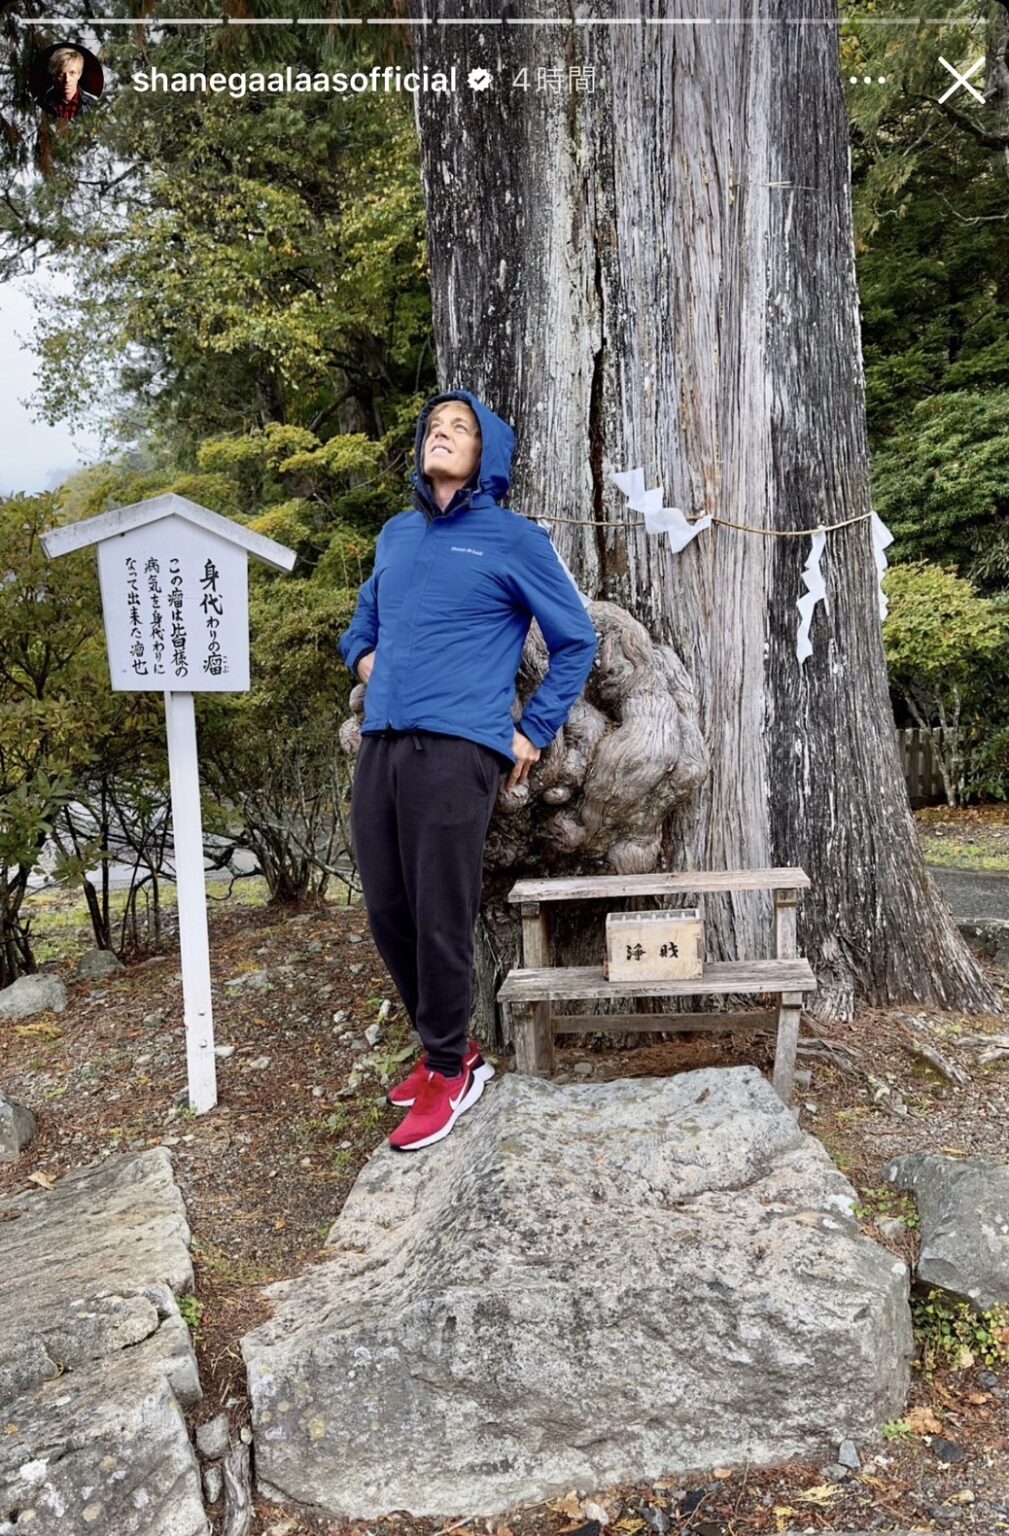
[405,0,1001,1034]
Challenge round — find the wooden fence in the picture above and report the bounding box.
[897,727,947,807]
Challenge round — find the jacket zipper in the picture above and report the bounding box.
[384,485,475,727]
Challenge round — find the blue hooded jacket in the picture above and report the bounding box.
[337,389,598,767]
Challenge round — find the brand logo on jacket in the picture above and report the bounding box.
[450,546,484,557]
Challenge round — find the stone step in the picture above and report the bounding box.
[0,1147,208,1535]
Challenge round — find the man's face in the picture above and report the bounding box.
[55,58,83,98]
[422,402,481,486]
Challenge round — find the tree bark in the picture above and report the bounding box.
[401,0,1001,1030]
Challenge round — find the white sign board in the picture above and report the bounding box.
[41,494,297,1115]
[97,521,250,692]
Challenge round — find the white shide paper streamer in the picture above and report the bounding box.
[870,511,895,621]
[796,525,828,667]
[597,461,896,663]
[605,464,712,553]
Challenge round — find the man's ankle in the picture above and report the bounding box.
[426,1061,463,1080]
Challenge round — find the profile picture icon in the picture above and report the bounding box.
[30,41,104,122]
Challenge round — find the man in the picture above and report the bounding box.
[39,46,100,121]
[338,390,598,1152]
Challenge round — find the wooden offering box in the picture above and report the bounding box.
[603,908,703,981]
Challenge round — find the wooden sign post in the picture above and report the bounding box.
[41,494,297,1113]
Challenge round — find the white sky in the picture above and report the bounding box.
[0,276,104,497]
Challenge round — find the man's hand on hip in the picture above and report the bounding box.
[356,650,376,684]
[506,730,541,793]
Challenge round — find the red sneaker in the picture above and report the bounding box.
[386,1038,493,1108]
[387,1064,486,1151]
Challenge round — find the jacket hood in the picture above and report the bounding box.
[410,389,516,520]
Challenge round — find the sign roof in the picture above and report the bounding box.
[40,493,297,574]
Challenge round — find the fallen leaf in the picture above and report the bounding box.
[26,1172,56,1191]
[795,1483,838,1505]
[711,1466,733,1478]
[773,1508,797,1533]
[548,1493,584,1521]
[968,1392,991,1405]
[14,1022,62,1040]
[906,1405,944,1436]
[938,1146,969,1156]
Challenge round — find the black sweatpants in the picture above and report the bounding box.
[349,728,504,1078]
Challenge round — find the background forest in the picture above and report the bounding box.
[1,0,1008,980]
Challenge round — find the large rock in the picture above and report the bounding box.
[0,1148,208,1535]
[0,1095,35,1161]
[959,917,1009,967]
[884,1150,1009,1310]
[73,946,126,982]
[0,972,67,1021]
[243,1066,912,1521]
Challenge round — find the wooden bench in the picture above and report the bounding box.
[495,868,815,1105]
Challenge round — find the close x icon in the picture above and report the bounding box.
[938,54,986,103]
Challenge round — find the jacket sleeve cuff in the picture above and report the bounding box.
[517,718,553,750]
[344,640,373,679]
